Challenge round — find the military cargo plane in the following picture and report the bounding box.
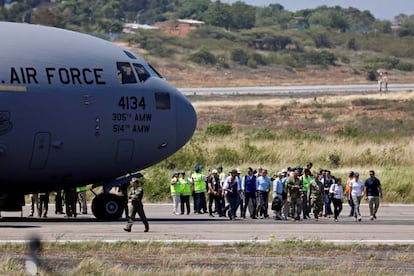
[0,22,197,219]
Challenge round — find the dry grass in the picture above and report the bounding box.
[153,89,414,203]
[0,241,413,275]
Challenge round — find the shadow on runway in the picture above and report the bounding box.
[0,224,40,229]
[1,216,413,225]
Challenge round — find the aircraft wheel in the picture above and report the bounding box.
[92,193,124,220]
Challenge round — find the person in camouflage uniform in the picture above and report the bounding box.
[308,172,324,221]
[287,168,303,221]
[124,177,149,232]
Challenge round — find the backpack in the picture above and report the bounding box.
[271,196,282,211]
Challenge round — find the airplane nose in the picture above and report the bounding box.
[176,96,197,149]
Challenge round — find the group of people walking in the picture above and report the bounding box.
[170,164,383,222]
[29,186,89,218]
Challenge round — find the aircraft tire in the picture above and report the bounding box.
[92,193,124,220]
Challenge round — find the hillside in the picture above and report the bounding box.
[117,40,414,88]
[3,0,414,87]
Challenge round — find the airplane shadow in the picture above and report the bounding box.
[0,216,221,223]
[0,224,40,229]
[2,216,412,225]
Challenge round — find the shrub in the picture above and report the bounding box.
[366,70,378,81]
[231,48,249,65]
[213,147,240,164]
[328,153,341,168]
[305,50,336,66]
[205,123,233,136]
[309,31,332,48]
[362,56,400,70]
[347,37,357,50]
[188,48,217,65]
[254,128,276,140]
[395,62,414,71]
[142,167,170,202]
[249,52,267,66]
[341,56,350,64]
[334,126,364,139]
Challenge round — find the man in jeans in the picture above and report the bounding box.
[242,167,257,219]
[364,170,382,220]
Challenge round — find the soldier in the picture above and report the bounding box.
[38,192,49,218]
[124,177,149,233]
[76,185,88,214]
[29,193,39,217]
[54,190,64,215]
[287,168,303,221]
[64,187,77,218]
[309,172,324,221]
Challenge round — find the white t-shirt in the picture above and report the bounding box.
[329,183,343,199]
[349,179,363,197]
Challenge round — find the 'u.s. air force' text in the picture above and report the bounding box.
[3,67,106,85]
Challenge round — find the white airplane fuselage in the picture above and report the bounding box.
[0,23,196,205]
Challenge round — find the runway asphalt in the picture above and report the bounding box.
[1,203,413,245]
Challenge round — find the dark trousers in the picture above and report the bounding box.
[324,193,333,215]
[194,192,206,213]
[302,191,310,218]
[258,191,269,217]
[180,195,190,215]
[208,193,222,215]
[126,200,149,231]
[243,192,257,218]
[236,195,244,217]
[332,198,343,219]
[55,191,63,214]
[226,195,239,220]
[347,196,354,216]
[38,194,49,217]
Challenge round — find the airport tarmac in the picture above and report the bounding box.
[0,203,413,245]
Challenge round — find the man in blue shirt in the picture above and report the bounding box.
[364,170,382,220]
[256,169,272,219]
[242,167,257,219]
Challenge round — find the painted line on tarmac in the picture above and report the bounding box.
[3,239,414,245]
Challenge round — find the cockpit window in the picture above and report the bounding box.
[155,92,171,110]
[148,63,164,79]
[133,63,151,82]
[117,62,137,84]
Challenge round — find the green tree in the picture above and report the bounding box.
[32,7,59,26]
[231,48,249,65]
[203,1,231,30]
[176,0,210,19]
[229,1,255,29]
[308,7,349,32]
[373,20,392,33]
[256,4,291,27]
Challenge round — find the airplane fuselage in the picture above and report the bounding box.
[0,22,196,197]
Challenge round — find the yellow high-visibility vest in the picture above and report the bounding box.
[180,177,192,196]
[192,173,206,193]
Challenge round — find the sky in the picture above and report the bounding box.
[227,0,414,20]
